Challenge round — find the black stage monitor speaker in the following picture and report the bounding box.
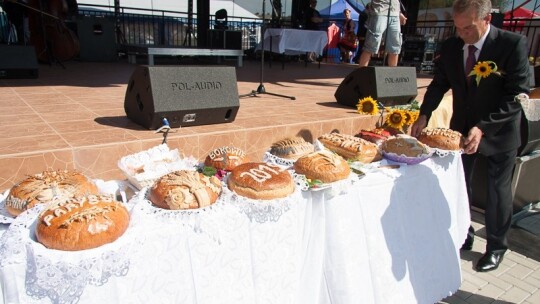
[124,66,240,129]
[0,45,38,79]
[335,66,417,107]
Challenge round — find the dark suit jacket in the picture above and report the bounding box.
[420,26,530,156]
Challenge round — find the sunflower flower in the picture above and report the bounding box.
[403,110,419,126]
[468,61,501,86]
[357,96,379,115]
[385,109,406,130]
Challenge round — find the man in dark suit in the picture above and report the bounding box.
[411,0,530,272]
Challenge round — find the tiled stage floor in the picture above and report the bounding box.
[0,58,429,189]
[2,57,539,304]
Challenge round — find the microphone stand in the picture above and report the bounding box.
[239,0,295,100]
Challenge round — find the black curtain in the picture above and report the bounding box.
[291,0,308,28]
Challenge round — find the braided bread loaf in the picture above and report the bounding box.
[6,170,98,217]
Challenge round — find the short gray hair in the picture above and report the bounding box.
[453,0,492,19]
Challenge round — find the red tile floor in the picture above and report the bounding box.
[0,57,433,189]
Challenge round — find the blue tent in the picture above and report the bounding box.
[319,0,363,22]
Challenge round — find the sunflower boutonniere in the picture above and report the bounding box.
[468,60,502,86]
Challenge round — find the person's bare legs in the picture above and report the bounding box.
[358,51,372,67]
[387,53,399,67]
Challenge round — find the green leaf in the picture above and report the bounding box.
[202,166,217,177]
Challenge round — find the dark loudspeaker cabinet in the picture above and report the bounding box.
[471,152,540,213]
[124,66,240,129]
[0,45,38,79]
[207,30,242,49]
[77,15,117,62]
[334,66,418,107]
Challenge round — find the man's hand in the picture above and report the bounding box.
[410,115,427,138]
[463,126,483,154]
[399,13,407,25]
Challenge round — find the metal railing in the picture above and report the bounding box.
[77,3,261,50]
[402,18,540,60]
[77,3,540,60]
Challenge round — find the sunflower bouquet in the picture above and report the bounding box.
[357,96,420,134]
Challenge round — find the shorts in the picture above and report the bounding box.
[362,15,402,54]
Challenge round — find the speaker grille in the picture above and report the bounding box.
[124,66,240,129]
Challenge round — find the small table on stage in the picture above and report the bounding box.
[259,28,328,68]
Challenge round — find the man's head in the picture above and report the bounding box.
[452,0,492,44]
[310,0,317,8]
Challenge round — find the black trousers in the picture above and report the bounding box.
[462,149,517,252]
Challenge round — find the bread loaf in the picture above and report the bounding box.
[356,128,391,145]
[148,170,222,210]
[269,137,315,160]
[382,136,431,157]
[318,133,381,163]
[293,150,350,183]
[35,195,129,251]
[204,146,248,171]
[5,170,99,217]
[417,128,463,151]
[227,162,295,200]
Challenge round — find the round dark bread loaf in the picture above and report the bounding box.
[35,195,129,251]
[227,162,295,200]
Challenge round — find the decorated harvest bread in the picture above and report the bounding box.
[293,150,350,183]
[417,128,463,151]
[381,136,431,157]
[149,170,222,210]
[5,170,99,217]
[35,195,130,251]
[204,146,249,171]
[227,162,295,200]
[318,133,382,163]
[356,128,391,145]
[269,137,315,160]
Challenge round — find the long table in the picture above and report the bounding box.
[0,153,469,304]
[123,45,244,67]
[260,28,328,56]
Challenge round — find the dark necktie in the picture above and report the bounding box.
[465,45,477,77]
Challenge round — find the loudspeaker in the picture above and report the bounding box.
[471,152,540,213]
[207,30,242,50]
[335,67,417,107]
[77,15,117,62]
[0,45,38,79]
[124,66,240,129]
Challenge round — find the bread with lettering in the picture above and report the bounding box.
[318,133,381,163]
[35,195,130,251]
[149,170,222,210]
[204,146,249,171]
[381,136,431,157]
[293,150,350,183]
[269,137,315,160]
[417,128,463,151]
[227,162,295,200]
[5,170,99,217]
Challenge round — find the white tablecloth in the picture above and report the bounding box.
[260,28,328,56]
[0,153,470,304]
